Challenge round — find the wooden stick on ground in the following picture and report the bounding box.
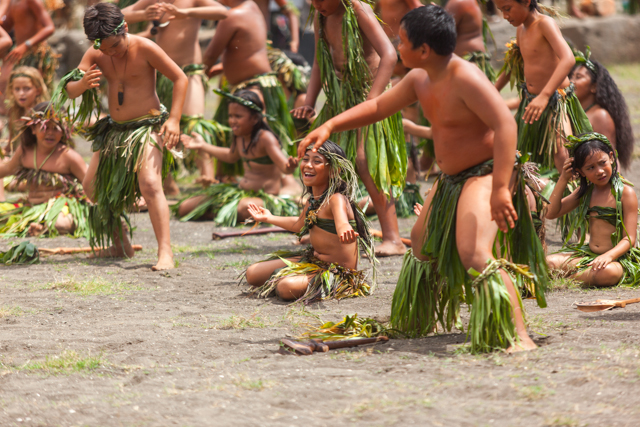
[212,227,290,240]
[370,229,411,247]
[280,336,389,356]
[574,297,640,312]
[38,245,143,256]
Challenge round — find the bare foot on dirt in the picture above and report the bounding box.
[135,197,148,212]
[152,252,174,271]
[27,223,45,237]
[505,337,537,354]
[88,243,134,258]
[375,241,407,257]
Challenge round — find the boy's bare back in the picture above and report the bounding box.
[204,0,271,85]
[77,35,168,121]
[6,0,49,44]
[377,0,421,39]
[402,58,510,175]
[445,0,484,56]
[518,15,570,94]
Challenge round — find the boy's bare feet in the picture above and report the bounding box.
[89,223,135,258]
[375,240,407,257]
[506,336,537,353]
[27,223,45,237]
[152,251,174,271]
[134,197,148,212]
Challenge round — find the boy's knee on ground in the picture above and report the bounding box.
[245,264,264,287]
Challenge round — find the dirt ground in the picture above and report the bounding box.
[2,64,640,427]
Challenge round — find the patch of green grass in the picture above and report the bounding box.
[45,277,143,296]
[0,305,26,318]
[346,397,432,415]
[218,313,274,329]
[232,374,272,391]
[544,415,582,427]
[518,384,554,401]
[223,259,251,269]
[16,350,105,375]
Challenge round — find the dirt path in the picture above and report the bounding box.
[1,64,640,426]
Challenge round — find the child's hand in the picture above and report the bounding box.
[298,124,332,158]
[522,94,550,124]
[490,187,518,232]
[5,43,27,63]
[206,63,224,78]
[181,132,205,150]
[339,227,359,244]
[589,253,614,271]
[291,105,315,120]
[160,117,181,149]
[247,203,272,222]
[159,3,187,20]
[81,64,102,91]
[559,157,576,182]
[285,156,299,172]
[144,3,163,20]
[414,203,423,216]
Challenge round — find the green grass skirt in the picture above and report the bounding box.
[246,247,370,304]
[157,64,208,110]
[172,183,299,227]
[213,74,296,176]
[390,159,549,352]
[515,84,592,171]
[85,110,172,249]
[16,42,59,93]
[463,51,496,83]
[0,195,90,239]
[555,244,640,287]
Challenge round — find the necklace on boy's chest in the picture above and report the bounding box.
[110,35,130,106]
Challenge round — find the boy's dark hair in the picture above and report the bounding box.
[229,90,280,155]
[21,102,70,149]
[400,5,456,56]
[573,137,616,199]
[516,0,539,12]
[569,60,634,170]
[83,3,126,41]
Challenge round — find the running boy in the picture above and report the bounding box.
[292,0,407,256]
[61,3,188,270]
[300,5,549,352]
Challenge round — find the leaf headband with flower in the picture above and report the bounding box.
[213,88,276,122]
[565,132,618,175]
[574,46,597,76]
[17,108,72,144]
[92,20,126,50]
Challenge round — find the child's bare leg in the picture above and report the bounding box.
[575,262,624,287]
[237,197,264,223]
[245,257,296,287]
[163,175,180,197]
[546,253,574,270]
[456,174,536,352]
[176,195,213,219]
[54,213,76,235]
[90,221,134,258]
[553,114,571,172]
[406,157,417,184]
[183,75,215,183]
[276,275,311,301]
[355,137,405,257]
[138,138,174,271]
[82,152,100,202]
[0,64,13,115]
[410,181,438,261]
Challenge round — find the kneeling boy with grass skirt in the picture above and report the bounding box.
[52,3,188,271]
[173,90,300,226]
[0,103,89,238]
[301,6,549,353]
[243,140,376,303]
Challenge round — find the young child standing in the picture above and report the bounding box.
[244,140,375,303]
[300,6,549,353]
[495,0,591,172]
[122,0,228,187]
[0,102,89,238]
[56,3,188,270]
[292,0,407,256]
[546,133,639,287]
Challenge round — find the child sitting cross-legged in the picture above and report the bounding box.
[243,140,376,303]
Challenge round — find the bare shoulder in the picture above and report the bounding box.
[405,68,428,84]
[621,183,637,203]
[132,35,162,51]
[61,145,84,163]
[258,129,281,148]
[538,14,560,30]
[26,0,47,11]
[352,0,375,16]
[451,56,486,87]
[591,107,614,128]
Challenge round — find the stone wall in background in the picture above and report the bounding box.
[50,14,640,78]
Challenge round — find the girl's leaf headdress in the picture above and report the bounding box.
[213,88,276,121]
[574,46,597,76]
[564,132,613,155]
[93,20,126,50]
[15,108,73,144]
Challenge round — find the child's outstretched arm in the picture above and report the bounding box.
[353,0,396,99]
[590,185,638,271]
[299,69,420,156]
[146,40,188,149]
[247,203,305,233]
[159,0,228,21]
[0,146,22,178]
[545,157,580,219]
[262,132,299,174]
[329,194,359,244]
[202,13,236,75]
[181,133,241,164]
[4,0,54,63]
[521,19,575,125]
[63,53,102,99]
[291,13,321,120]
[402,118,432,140]
[0,26,12,58]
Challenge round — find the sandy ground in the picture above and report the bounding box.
[1,64,640,427]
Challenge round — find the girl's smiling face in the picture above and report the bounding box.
[495,0,530,27]
[578,150,615,186]
[228,103,259,137]
[301,150,330,188]
[12,77,40,109]
[33,121,64,150]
